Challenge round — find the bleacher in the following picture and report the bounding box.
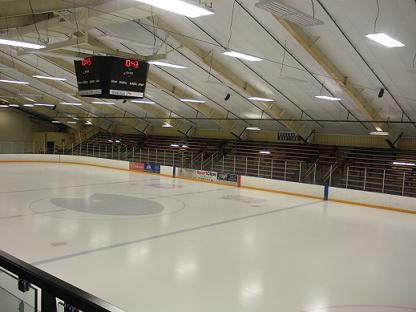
[77,132,416,197]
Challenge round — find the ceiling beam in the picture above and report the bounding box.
[274,16,383,131]
[143,19,313,141]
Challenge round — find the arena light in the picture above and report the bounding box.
[92,101,115,105]
[162,122,173,128]
[222,50,262,62]
[246,127,261,131]
[366,33,405,48]
[315,95,341,101]
[182,144,189,148]
[67,121,77,124]
[134,0,214,18]
[51,120,61,124]
[171,144,180,147]
[0,38,45,50]
[23,104,34,107]
[248,97,274,102]
[131,99,156,104]
[369,131,389,136]
[8,104,19,107]
[34,103,55,107]
[392,161,416,167]
[33,75,67,81]
[148,61,187,69]
[0,79,29,85]
[259,151,271,155]
[181,99,205,103]
[85,121,93,125]
[0,104,8,108]
[61,102,83,106]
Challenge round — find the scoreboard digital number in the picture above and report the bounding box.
[74,56,150,99]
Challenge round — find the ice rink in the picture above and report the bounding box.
[1,163,416,312]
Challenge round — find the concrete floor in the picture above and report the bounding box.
[1,163,416,312]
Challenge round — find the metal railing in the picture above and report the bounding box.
[1,141,415,198]
[0,250,125,312]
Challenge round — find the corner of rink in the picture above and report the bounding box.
[1,154,416,214]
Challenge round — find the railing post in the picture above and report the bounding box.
[139,148,142,162]
[163,150,166,165]
[329,164,333,187]
[118,146,121,160]
[346,166,349,189]
[71,143,74,155]
[173,151,175,167]
[125,146,128,160]
[191,152,194,168]
[298,161,302,182]
[211,154,214,171]
[105,144,108,159]
[233,155,236,174]
[382,169,386,193]
[92,144,95,157]
[43,141,46,154]
[222,155,225,173]
[271,159,274,179]
[284,161,287,180]
[98,144,101,158]
[182,152,184,168]
[201,152,204,170]
[87,143,89,156]
[363,168,367,191]
[132,146,135,161]
[62,142,65,155]
[245,157,248,176]
[111,145,114,159]
[313,163,317,185]
[258,157,261,177]
[402,171,406,196]
[156,149,158,164]
[147,148,150,162]
[33,141,35,154]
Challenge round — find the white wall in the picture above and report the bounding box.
[240,176,324,198]
[329,187,416,212]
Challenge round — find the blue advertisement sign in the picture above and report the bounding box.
[144,163,161,174]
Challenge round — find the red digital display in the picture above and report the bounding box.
[124,59,139,69]
[81,57,92,67]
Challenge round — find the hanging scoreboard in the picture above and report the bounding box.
[74,56,149,99]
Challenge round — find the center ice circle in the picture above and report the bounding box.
[50,193,164,216]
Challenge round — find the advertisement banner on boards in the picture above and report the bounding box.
[144,163,161,174]
[217,173,238,183]
[129,162,144,172]
[194,170,217,181]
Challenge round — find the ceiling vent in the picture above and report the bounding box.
[255,0,324,27]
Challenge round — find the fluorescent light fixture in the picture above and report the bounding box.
[315,95,341,101]
[369,131,389,136]
[92,101,115,105]
[182,145,189,148]
[171,144,180,147]
[375,126,383,132]
[115,140,121,143]
[255,0,324,27]
[33,75,67,81]
[61,102,83,106]
[22,96,36,102]
[148,61,187,69]
[85,121,93,125]
[248,97,274,102]
[222,51,262,62]
[246,127,261,131]
[8,104,19,107]
[180,99,205,103]
[0,79,29,85]
[162,122,173,128]
[259,151,271,155]
[23,104,34,107]
[0,38,45,50]
[0,105,8,108]
[366,33,405,48]
[392,161,416,167]
[34,103,55,107]
[131,99,155,104]
[67,121,77,124]
[134,0,214,18]
[108,140,114,143]
[51,120,61,124]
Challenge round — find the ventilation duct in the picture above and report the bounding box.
[255,0,324,27]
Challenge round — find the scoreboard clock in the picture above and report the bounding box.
[74,56,150,99]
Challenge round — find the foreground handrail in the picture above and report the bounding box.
[0,250,126,312]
